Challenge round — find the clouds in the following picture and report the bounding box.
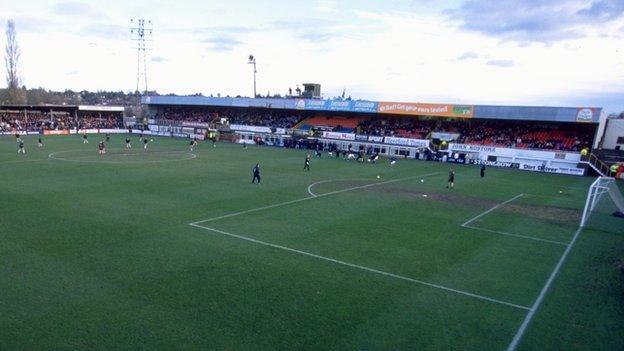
[52,1,106,19]
[315,0,338,13]
[486,59,515,67]
[447,0,624,42]
[269,18,350,43]
[193,26,255,52]
[81,23,127,40]
[456,51,479,60]
[202,36,243,52]
[577,0,624,21]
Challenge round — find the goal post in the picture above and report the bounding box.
[580,177,624,227]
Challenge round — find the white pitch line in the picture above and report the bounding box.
[506,226,583,351]
[307,178,370,197]
[461,193,524,227]
[190,223,530,311]
[47,150,197,164]
[191,172,440,225]
[462,224,569,246]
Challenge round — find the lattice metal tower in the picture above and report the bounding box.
[130,19,153,93]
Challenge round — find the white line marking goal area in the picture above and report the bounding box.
[459,193,570,246]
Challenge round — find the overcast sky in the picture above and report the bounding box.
[1,0,623,112]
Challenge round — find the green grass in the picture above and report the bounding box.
[1,134,622,350]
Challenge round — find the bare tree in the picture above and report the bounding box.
[5,19,24,103]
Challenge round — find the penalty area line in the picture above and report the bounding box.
[191,171,440,225]
[461,193,524,227]
[190,223,531,311]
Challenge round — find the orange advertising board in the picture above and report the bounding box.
[378,102,473,118]
[43,130,70,135]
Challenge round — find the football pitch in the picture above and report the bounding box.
[1,134,623,350]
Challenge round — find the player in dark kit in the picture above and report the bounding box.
[106,133,110,142]
[17,140,25,154]
[125,138,132,149]
[83,133,88,144]
[37,137,43,148]
[304,155,310,171]
[480,164,486,178]
[189,138,198,151]
[446,168,455,189]
[143,137,149,150]
[252,163,261,184]
[98,141,106,155]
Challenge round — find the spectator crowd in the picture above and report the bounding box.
[154,107,305,129]
[355,117,591,152]
[0,111,123,132]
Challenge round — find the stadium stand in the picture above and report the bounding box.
[0,111,75,131]
[154,106,306,128]
[354,117,591,151]
[143,97,598,153]
[297,116,363,133]
[78,115,124,129]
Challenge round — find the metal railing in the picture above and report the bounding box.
[586,153,611,177]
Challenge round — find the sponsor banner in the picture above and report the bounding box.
[384,136,429,147]
[449,143,497,153]
[471,159,520,168]
[299,99,379,113]
[78,105,124,112]
[295,99,306,110]
[328,100,351,111]
[355,134,368,141]
[43,130,70,135]
[520,163,585,176]
[378,102,474,118]
[305,100,327,111]
[229,124,286,135]
[352,101,378,113]
[368,135,384,143]
[192,133,206,140]
[78,129,100,134]
[182,121,210,128]
[446,157,467,164]
[322,131,356,141]
[449,143,582,162]
[576,108,597,123]
[98,129,127,134]
[431,132,459,141]
[172,133,189,138]
[27,132,40,135]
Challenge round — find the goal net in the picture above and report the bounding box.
[580,177,624,229]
